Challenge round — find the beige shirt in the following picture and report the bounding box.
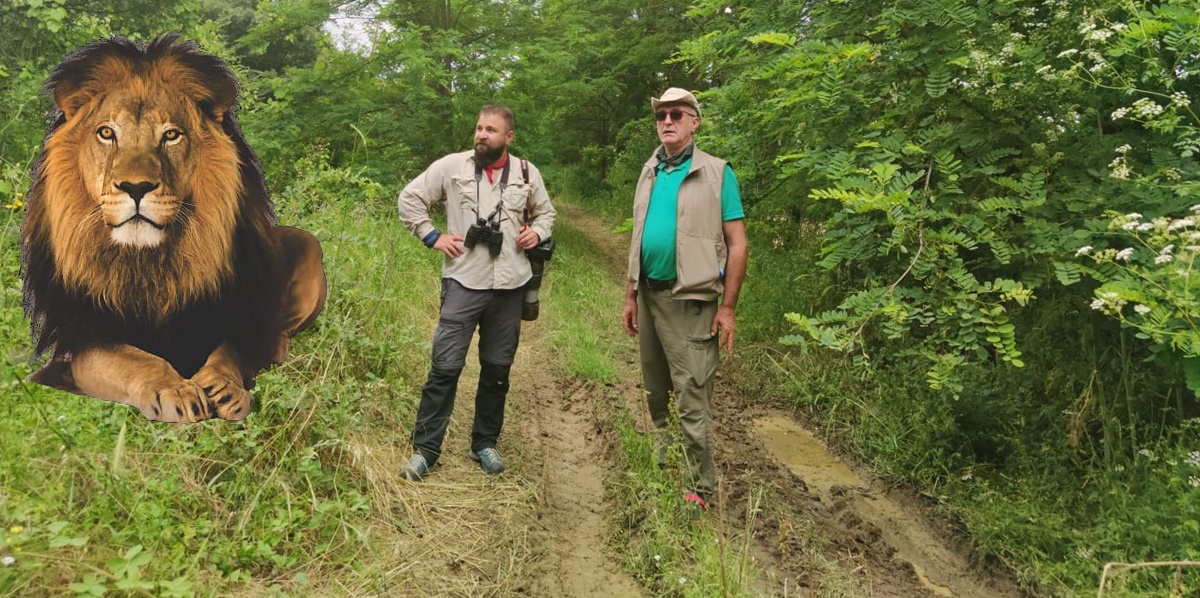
[398,150,556,290]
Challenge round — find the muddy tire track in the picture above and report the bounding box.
[563,201,1024,597]
[508,326,645,597]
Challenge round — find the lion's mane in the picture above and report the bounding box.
[21,34,286,381]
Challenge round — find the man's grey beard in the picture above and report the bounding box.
[474,142,505,165]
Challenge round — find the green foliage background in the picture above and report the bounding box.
[1,0,1199,595]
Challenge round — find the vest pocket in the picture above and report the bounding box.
[676,233,720,294]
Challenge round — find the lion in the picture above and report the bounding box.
[20,34,327,423]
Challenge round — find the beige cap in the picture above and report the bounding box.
[651,87,701,118]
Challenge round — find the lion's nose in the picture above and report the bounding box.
[116,181,159,204]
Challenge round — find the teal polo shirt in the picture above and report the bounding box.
[640,159,745,281]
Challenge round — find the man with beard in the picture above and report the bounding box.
[397,105,556,480]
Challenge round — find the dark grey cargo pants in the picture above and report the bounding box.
[411,278,523,466]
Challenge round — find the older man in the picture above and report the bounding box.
[397,104,556,480]
[621,88,748,509]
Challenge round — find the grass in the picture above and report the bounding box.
[0,165,533,596]
[0,159,872,597]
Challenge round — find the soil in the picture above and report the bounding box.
[507,333,646,597]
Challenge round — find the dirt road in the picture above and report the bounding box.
[356,203,1022,597]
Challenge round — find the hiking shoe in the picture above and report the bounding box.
[684,492,709,510]
[469,447,505,474]
[399,453,428,481]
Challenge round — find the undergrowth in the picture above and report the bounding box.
[0,161,434,596]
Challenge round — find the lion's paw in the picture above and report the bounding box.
[137,380,213,423]
[192,368,252,421]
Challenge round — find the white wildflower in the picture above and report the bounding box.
[1085,29,1114,42]
[1057,49,1079,58]
[1163,244,1175,254]
[1110,23,1128,31]
[1116,144,1132,154]
[1191,476,1200,488]
[1090,298,1106,310]
[1111,107,1129,120]
[1134,304,1151,315]
[0,556,13,566]
[1187,246,1200,252]
[1079,22,1096,35]
[1115,247,1135,261]
[1133,98,1165,118]
[1156,254,1173,264]
[1122,221,1139,230]
[1138,223,1155,232]
[1114,464,1125,472]
[962,472,974,481]
[1076,246,1093,256]
[1110,164,1130,180]
[1191,204,1200,213]
[1036,65,1053,75]
[679,577,687,585]
[1138,448,1153,458]
[1172,91,1189,107]
[1191,232,1200,241]
[1168,218,1194,231]
[1077,546,1095,560]
[1189,451,1200,467]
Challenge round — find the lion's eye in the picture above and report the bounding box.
[97,126,115,142]
[162,129,183,144]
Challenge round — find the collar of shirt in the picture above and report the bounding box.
[484,152,509,184]
[655,142,694,172]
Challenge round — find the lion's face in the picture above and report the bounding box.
[79,88,208,248]
[25,37,256,320]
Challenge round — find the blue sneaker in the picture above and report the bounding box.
[399,453,428,481]
[468,447,505,474]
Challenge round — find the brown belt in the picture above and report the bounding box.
[642,276,676,292]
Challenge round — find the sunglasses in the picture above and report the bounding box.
[655,109,696,122]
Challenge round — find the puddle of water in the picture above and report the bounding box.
[754,415,863,498]
[753,415,982,598]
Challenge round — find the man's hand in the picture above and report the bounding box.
[517,225,541,250]
[622,297,639,336]
[711,305,736,354]
[432,234,465,258]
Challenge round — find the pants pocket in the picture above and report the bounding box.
[431,318,471,370]
[684,300,718,387]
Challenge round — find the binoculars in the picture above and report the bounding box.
[463,218,503,257]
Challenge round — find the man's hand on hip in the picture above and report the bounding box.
[433,234,465,258]
[711,305,736,353]
[517,225,541,250]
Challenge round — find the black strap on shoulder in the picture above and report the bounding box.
[521,159,529,184]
